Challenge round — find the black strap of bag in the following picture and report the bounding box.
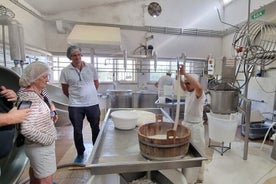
[15,124,25,147]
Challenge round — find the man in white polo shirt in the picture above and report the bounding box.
[60,45,101,164]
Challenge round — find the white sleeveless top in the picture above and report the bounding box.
[184,91,206,123]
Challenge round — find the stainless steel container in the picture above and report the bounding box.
[271,138,276,160]
[0,66,20,92]
[0,66,29,184]
[209,89,239,114]
[132,91,158,108]
[106,90,132,108]
[46,84,68,111]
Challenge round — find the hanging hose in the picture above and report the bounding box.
[260,121,276,150]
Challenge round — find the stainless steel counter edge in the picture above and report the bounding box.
[88,157,205,175]
[87,108,207,175]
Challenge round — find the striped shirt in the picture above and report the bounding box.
[18,90,56,145]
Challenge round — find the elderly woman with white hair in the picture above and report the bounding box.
[18,61,57,184]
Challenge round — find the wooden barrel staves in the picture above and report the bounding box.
[137,118,191,160]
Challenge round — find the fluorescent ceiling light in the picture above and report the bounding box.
[67,25,122,51]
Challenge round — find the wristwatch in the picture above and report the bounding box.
[50,110,57,117]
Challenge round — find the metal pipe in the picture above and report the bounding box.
[123,50,127,71]
[90,48,95,64]
[250,99,264,103]
[216,8,239,30]
[244,0,251,49]
[238,94,252,160]
[153,51,157,71]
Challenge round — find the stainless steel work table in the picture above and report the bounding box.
[155,101,185,120]
[88,108,207,175]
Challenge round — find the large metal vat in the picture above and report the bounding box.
[46,84,70,126]
[106,90,132,108]
[46,84,68,110]
[0,66,28,183]
[0,66,20,92]
[209,89,240,114]
[133,91,158,108]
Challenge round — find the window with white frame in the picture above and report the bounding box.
[52,56,68,82]
[149,59,178,81]
[52,55,137,83]
[94,57,114,82]
[94,56,137,83]
[52,56,90,82]
[51,55,206,84]
[115,59,137,82]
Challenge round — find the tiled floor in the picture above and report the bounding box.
[18,119,276,184]
[204,122,276,184]
[18,122,95,184]
[205,141,276,184]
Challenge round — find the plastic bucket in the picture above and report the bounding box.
[207,112,238,143]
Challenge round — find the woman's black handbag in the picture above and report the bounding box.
[15,125,25,147]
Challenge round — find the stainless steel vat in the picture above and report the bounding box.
[46,84,68,111]
[0,66,28,183]
[46,84,70,126]
[271,138,276,160]
[132,91,158,108]
[209,89,240,114]
[106,90,132,108]
[0,66,20,92]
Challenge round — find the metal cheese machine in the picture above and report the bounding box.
[87,108,207,183]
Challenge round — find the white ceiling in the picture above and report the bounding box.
[24,0,141,15]
[21,0,276,30]
[22,0,227,31]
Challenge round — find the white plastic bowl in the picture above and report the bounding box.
[111,110,138,130]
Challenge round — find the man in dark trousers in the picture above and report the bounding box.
[60,45,100,164]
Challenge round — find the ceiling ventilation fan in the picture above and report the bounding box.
[148,2,162,17]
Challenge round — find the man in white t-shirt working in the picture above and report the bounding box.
[179,64,206,184]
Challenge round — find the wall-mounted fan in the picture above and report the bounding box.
[148,2,162,17]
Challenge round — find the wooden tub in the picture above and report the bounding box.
[137,115,191,160]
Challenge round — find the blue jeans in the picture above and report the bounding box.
[68,105,100,155]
